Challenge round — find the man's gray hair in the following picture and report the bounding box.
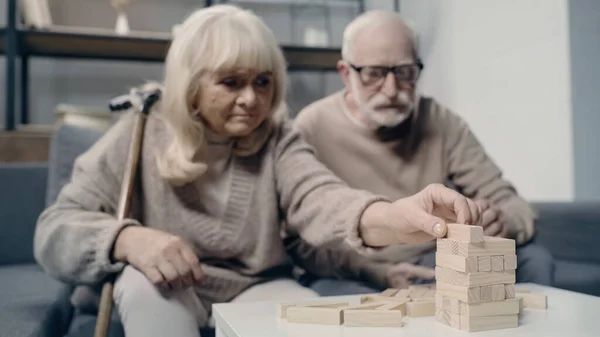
[341,10,419,62]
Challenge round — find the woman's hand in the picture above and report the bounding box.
[360,183,481,246]
[113,226,205,290]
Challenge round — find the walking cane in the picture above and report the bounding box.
[93,88,161,337]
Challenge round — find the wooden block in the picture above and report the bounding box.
[345,302,390,310]
[277,301,349,318]
[460,314,519,332]
[477,256,491,272]
[286,306,344,325]
[344,304,404,327]
[492,284,506,301]
[436,282,482,304]
[437,236,516,257]
[435,266,516,287]
[491,255,504,271]
[446,223,484,242]
[380,288,400,297]
[436,293,461,314]
[516,288,530,293]
[518,293,548,309]
[459,298,520,317]
[505,284,516,299]
[481,285,493,302]
[394,288,411,298]
[435,253,478,273]
[504,254,517,270]
[361,295,409,305]
[406,300,436,317]
[435,309,460,329]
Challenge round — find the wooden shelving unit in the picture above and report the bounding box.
[1,0,351,131]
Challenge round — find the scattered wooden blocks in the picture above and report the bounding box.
[435,224,520,332]
[518,293,548,309]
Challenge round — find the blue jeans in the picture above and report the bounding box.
[309,242,555,296]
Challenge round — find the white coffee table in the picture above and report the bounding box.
[213,283,600,337]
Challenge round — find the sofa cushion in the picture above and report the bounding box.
[554,259,600,297]
[0,163,48,265]
[532,202,600,265]
[46,124,104,207]
[0,264,73,337]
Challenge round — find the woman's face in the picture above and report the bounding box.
[196,68,275,137]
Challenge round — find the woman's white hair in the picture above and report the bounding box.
[341,10,419,61]
[149,4,288,186]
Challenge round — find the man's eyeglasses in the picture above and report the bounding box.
[349,60,424,87]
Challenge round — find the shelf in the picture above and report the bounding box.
[14,25,340,70]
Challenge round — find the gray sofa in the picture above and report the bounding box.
[1,123,600,337]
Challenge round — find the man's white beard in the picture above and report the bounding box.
[351,81,415,128]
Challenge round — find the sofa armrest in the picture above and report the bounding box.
[0,163,48,265]
[532,202,600,265]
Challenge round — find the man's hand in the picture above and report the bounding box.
[386,263,435,289]
[360,183,482,246]
[113,226,205,290]
[475,199,508,238]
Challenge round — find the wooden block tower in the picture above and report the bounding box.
[435,224,520,332]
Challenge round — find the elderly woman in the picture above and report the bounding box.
[34,4,480,337]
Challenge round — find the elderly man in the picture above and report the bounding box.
[293,10,554,295]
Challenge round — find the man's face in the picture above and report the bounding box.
[344,23,420,128]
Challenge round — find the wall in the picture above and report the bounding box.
[401,0,575,202]
[568,0,600,201]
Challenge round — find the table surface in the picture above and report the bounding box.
[213,283,600,337]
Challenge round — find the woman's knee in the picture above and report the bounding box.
[113,266,161,308]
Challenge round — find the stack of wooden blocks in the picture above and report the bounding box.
[435,224,520,332]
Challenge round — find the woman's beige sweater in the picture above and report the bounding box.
[34,111,386,304]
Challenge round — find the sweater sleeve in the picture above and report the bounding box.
[34,112,142,285]
[274,121,389,249]
[442,110,536,245]
[283,235,390,290]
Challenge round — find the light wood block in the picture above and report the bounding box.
[461,314,519,332]
[435,293,461,314]
[446,223,484,242]
[435,253,478,273]
[394,288,411,298]
[286,306,344,325]
[435,309,460,329]
[344,304,404,327]
[491,255,504,271]
[478,256,492,272]
[406,300,436,317]
[492,284,506,301]
[437,236,516,257]
[481,285,493,302]
[504,254,517,270]
[360,295,409,305]
[505,284,516,299]
[516,288,531,293]
[518,293,548,309]
[437,282,482,304]
[460,298,520,317]
[435,266,516,287]
[380,288,400,297]
[277,301,349,318]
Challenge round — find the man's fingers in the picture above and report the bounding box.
[475,199,490,212]
[411,210,447,239]
[481,208,499,228]
[466,198,480,226]
[483,221,502,236]
[425,184,474,225]
[407,265,436,280]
